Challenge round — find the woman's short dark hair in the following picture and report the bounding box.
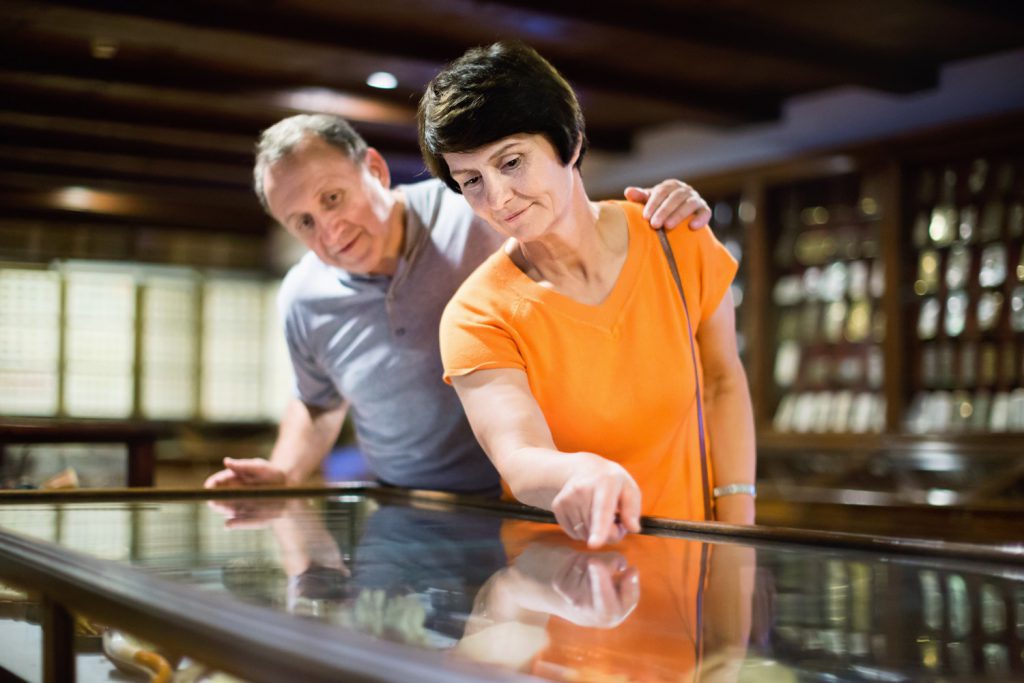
[418,41,588,193]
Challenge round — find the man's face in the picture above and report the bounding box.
[263,137,398,274]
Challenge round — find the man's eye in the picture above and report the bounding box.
[300,216,314,230]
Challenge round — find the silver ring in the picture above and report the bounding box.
[572,522,585,532]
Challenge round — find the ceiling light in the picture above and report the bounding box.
[90,37,119,60]
[366,72,398,90]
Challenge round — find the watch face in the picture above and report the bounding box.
[830,390,853,432]
[867,347,884,389]
[989,392,1010,431]
[917,299,937,342]
[945,245,971,290]
[869,259,885,298]
[958,204,978,243]
[929,205,958,246]
[774,341,801,388]
[915,250,941,296]
[820,261,848,302]
[847,260,869,300]
[772,275,803,306]
[978,244,1007,288]
[944,291,969,338]
[977,291,1004,332]
[824,300,848,343]
[845,300,871,343]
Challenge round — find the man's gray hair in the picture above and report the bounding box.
[253,114,369,213]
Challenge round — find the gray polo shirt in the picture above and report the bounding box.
[278,179,503,494]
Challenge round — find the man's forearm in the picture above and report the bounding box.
[269,398,347,485]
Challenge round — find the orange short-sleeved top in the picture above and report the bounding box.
[440,200,738,521]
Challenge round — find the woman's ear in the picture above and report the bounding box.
[569,135,584,167]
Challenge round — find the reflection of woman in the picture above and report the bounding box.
[458,521,757,682]
[418,42,756,546]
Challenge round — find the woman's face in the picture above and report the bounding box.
[443,134,578,242]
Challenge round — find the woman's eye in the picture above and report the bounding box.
[462,176,480,189]
[504,157,521,170]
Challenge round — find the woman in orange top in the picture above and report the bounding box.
[418,42,756,547]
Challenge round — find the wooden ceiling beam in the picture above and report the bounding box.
[14,0,772,123]
[0,146,253,189]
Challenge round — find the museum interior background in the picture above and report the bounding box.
[1,1,1023,536]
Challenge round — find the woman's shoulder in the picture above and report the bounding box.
[443,246,526,322]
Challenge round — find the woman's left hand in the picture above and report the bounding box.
[624,179,712,229]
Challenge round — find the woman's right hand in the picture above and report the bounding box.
[551,456,642,548]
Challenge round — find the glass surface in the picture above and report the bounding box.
[2,491,1024,682]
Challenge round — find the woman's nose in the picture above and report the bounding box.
[485,176,512,210]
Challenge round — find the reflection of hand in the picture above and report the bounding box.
[552,458,641,548]
[548,551,640,628]
[203,458,287,489]
[206,497,291,529]
[624,180,712,230]
[501,543,640,629]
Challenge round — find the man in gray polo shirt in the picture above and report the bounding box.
[204,114,711,495]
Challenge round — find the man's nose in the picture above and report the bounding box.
[316,217,347,246]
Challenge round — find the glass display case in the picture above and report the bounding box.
[1,487,1022,683]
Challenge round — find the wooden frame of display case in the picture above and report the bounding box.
[689,111,1024,453]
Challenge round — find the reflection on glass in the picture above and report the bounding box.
[947,574,971,639]
[946,245,971,290]
[6,494,1024,682]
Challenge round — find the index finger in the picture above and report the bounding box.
[619,480,643,534]
[587,483,619,549]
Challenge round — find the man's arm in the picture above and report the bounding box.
[624,180,712,229]
[695,289,756,524]
[451,369,642,548]
[203,397,347,488]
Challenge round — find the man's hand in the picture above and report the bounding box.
[551,457,642,549]
[624,180,711,230]
[203,457,288,489]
